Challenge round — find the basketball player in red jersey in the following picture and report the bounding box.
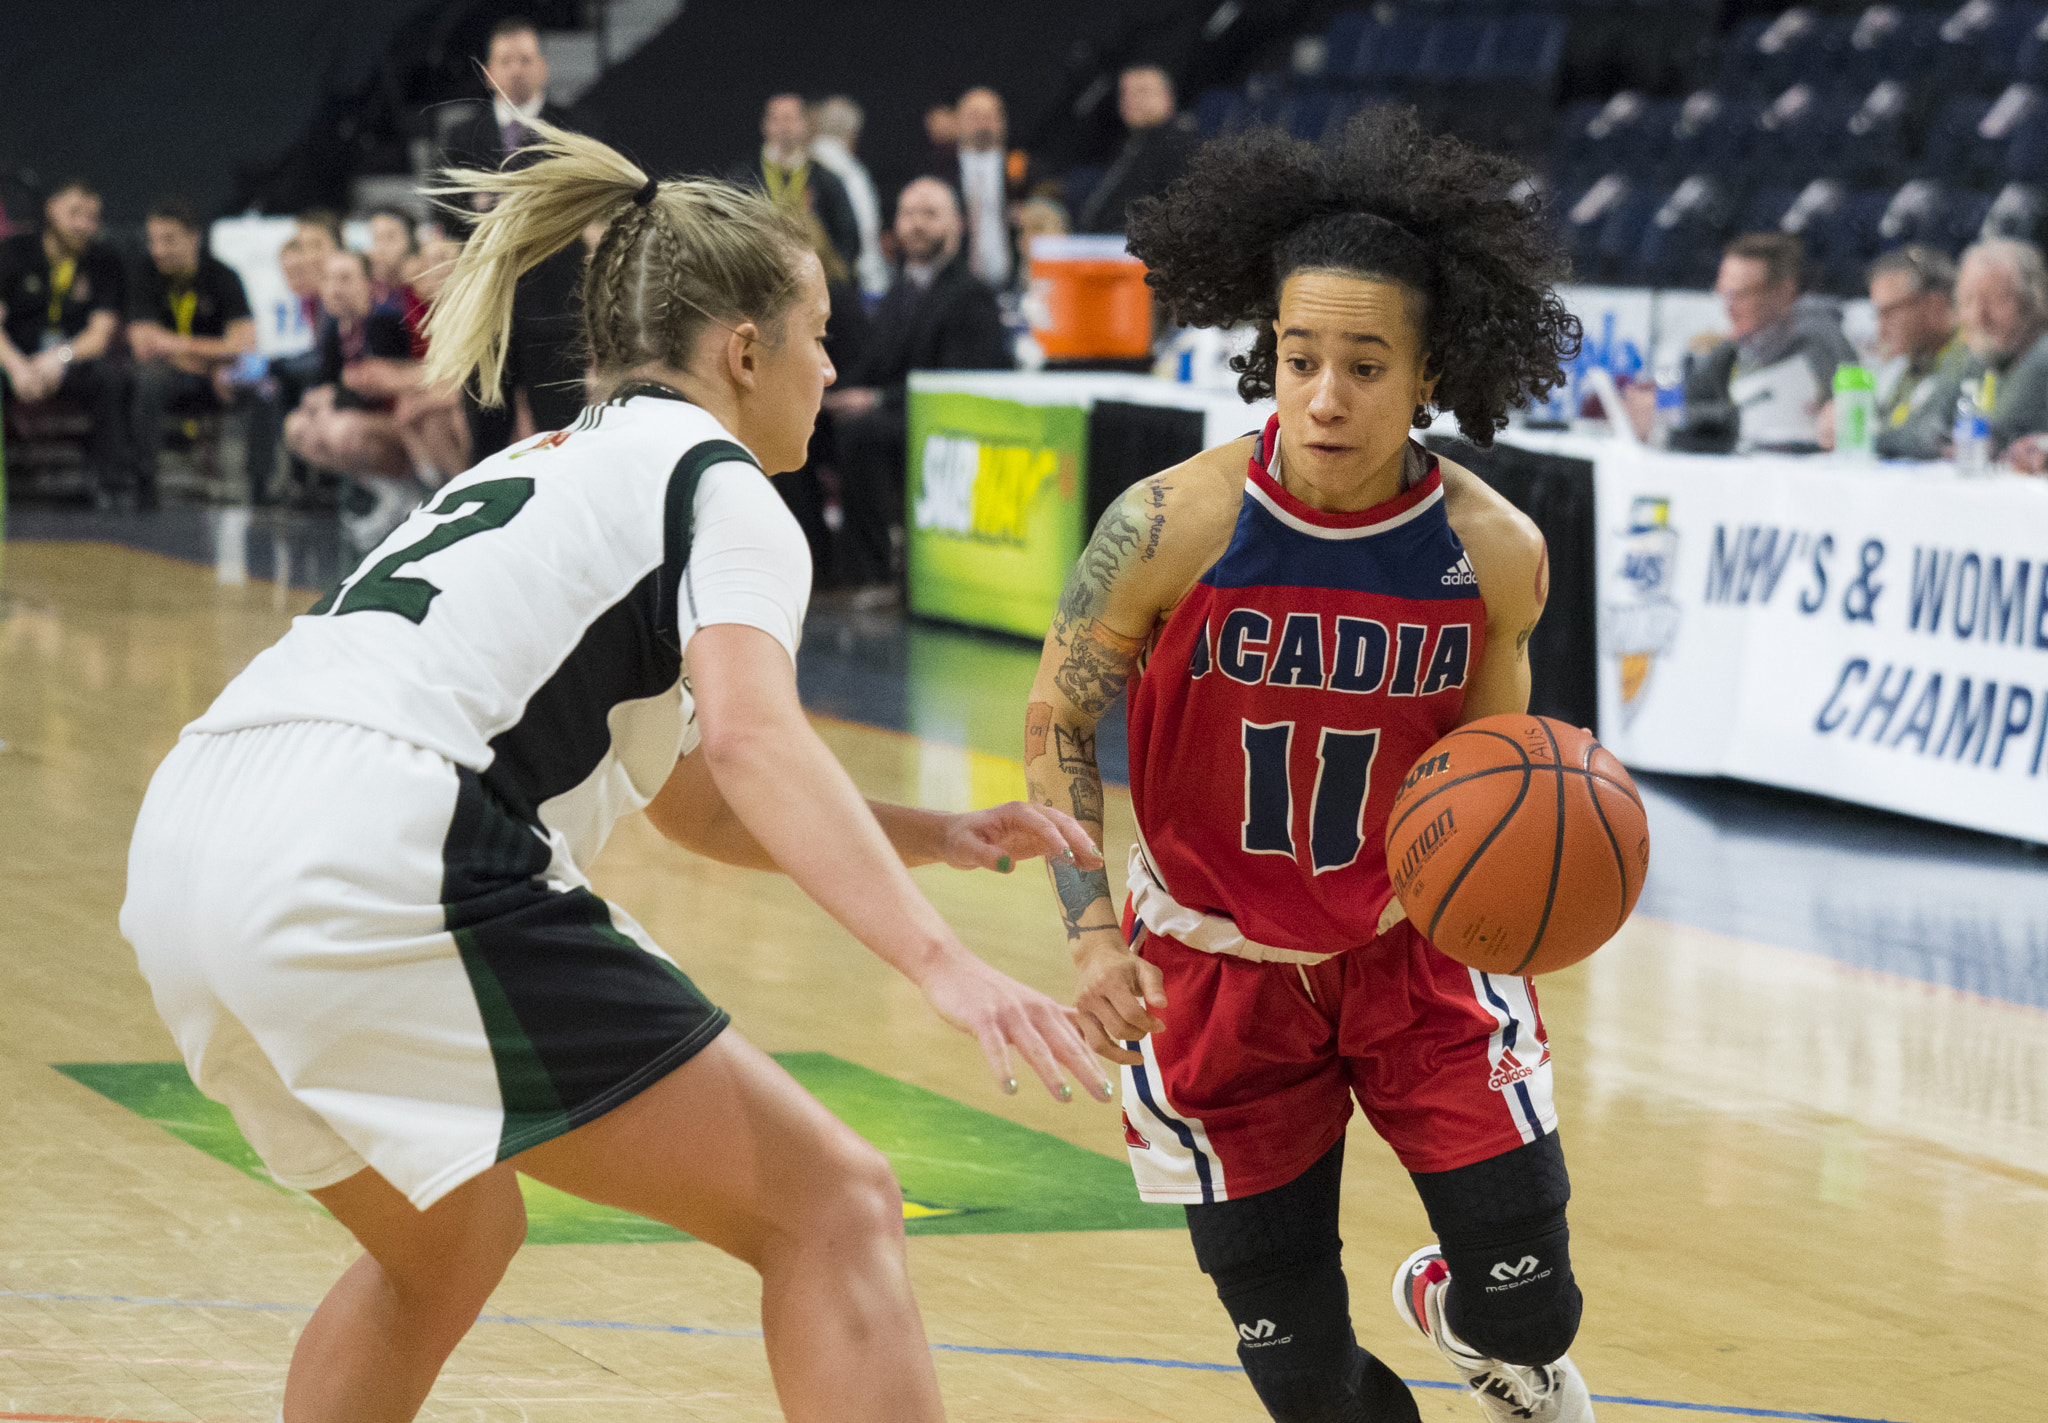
[1025,110,1588,1422]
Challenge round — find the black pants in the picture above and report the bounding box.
[24,357,131,497]
[834,404,905,587]
[130,361,223,503]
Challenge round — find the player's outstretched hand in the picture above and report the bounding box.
[918,946,1115,1103]
[1072,937,1168,1066]
[942,801,1102,874]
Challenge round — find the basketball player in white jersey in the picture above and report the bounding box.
[121,118,1109,1423]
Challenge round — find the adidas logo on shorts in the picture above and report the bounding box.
[1442,553,1479,587]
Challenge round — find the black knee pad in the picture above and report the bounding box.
[1410,1133,1583,1367]
[1186,1142,1421,1423]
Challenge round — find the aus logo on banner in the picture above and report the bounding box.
[1601,495,1683,726]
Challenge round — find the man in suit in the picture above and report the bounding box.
[925,87,1038,290]
[823,177,1013,592]
[730,94,861,275]
[1076,66,1201,235]
[442,16,585,454]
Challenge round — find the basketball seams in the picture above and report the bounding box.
[1383,727,1532,845]
[1392,761,1640,831]
[1423,749,1531,952]
[1506,721,1569,977]
[1579,743,1632,936]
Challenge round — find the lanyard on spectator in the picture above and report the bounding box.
[46,257,76,330]
[169,283,197,338]
[763,160,809,208]
[1981,368,1999,416]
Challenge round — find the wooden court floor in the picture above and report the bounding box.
[1,539,2042,1423]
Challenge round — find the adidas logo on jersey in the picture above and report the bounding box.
[1441,553,1479,587]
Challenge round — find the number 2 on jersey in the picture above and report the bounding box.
[320,477,536,624]
[1241,720,1380,873]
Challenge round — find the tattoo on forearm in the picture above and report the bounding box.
[1069,774,1104,826]
[1054,623,1141,717]
[1054,723,1096,772]
[1056,497,1145,627]
[1051,856,1113,939]
[1025,700,1053,763]
[1515,621,1536,656]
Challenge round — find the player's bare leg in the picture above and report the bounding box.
[289,1163,528,1423]
[516,1029,945,1423]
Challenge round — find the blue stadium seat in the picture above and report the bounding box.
[1750,83,1855,184]
[1636,175,1736,287]
[1357,8,1434,85]
[1877,179,1987,252]
[1920,94,1998,181]
[1562,173,1656,283]
[1665,90,1759,178]
[1982,180,2048,241]
[1842,6,1941,91]
[2015,9,2048,83]
[1554,92,1672,191]
[1480,10,1568,88]
[1324,9,1377,81]
[2007,106,2048,181]
[1839,79,1918,189]
[1416,12,1496,87]
[1278,91,1341,143]
[1932,2,2046,94]
[1780,180,1873,292]
[1195,87,1248,137]
[1739,183,1805,235]
[1753,9,1848,95]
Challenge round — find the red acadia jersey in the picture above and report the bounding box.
[1126,417,1487,957]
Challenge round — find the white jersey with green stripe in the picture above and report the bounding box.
[188,384,811,875]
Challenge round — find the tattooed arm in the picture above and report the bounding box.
[1026,449,1243,1063]
[1440,460,1549,724]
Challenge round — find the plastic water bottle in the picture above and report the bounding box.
[1650,352,1685,448]
[1833,365,1876,462]
[1953,382,1992,477]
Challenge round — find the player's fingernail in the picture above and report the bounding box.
[1061,848,1076,862]
[1057,1082,1073,1101]
[1099,1079,1115,1098]
[1003,1077,1018,1095]
[996,855,1012,873]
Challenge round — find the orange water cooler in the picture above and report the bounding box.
[1025,235,1153,361]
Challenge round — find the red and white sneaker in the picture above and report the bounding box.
[1391,1245,1594,1422]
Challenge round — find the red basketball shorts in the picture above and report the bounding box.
[1116,919,1558,1204]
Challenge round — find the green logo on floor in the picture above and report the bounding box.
[54,1055,1178,1245]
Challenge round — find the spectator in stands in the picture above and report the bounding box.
[444,18,581,455]
[1012,196,1070,298]
[732,94,861,274]
[1075,65,1201,234]
[1915,239,2048,470]
[822,177,1012,593]
[285,249,418,548]
[127,196,258,509]
[778,212,873,585]
[810,95,889,297]
[387,233,471,488]
[0,179,129,504]
[1684,232,1855,452]
[928,87,1037,290]
[445,17,567,185]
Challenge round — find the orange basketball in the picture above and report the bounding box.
[1384,714,1649,976]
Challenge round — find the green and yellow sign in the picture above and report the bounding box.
[906,392,1086,639]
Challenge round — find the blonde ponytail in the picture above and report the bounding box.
[423,114,811,407]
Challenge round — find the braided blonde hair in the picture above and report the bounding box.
[423,113,811,405]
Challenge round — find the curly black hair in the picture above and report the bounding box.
[1125,106,1581,446]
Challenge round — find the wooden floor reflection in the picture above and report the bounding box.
[0,540,2039,1423]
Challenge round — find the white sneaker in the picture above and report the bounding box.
[1391,1245,1594,1422]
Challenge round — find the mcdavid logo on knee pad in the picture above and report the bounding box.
[1237,1319,1294,1347]
[1484,1254,1553,1292]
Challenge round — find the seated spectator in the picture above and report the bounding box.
[1684,232,1855,452]
[364,206,428,353]
[1921,240,2048,470]
[730,94,861,275]
[1012,196,1070,296]
[821,177,1012,593]
[387,233,471,489]
[775,213,873,584]
[1075,65,1201,235]
[127,195,258,508]
[1857,246,1966,457]
[284,249,418,550]
[0,179,130,504]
